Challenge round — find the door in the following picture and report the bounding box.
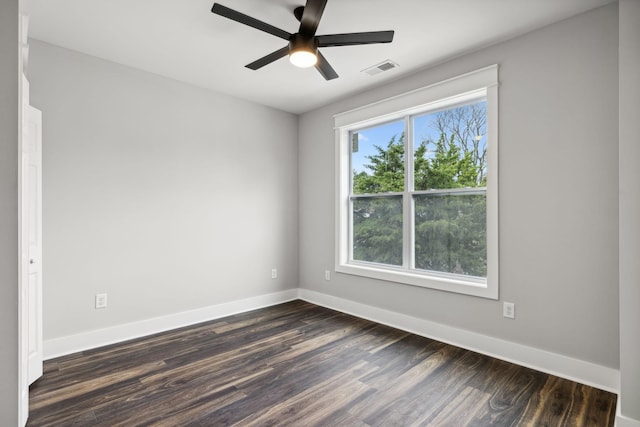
[23,104,43,385]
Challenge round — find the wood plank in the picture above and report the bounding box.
[237,361,376,426]
[426,386,492,427]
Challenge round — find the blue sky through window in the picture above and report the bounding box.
[351,102,487,180]
[351,120,404,175]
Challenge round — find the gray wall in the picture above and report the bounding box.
[28,41,299,340]
[299,4,620,369]
[619,0,640,423]
[0,0,19,424]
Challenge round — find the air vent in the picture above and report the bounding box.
[362,60,399,76]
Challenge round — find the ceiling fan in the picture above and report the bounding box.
[211,0,394,80]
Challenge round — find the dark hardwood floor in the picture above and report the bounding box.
[28,300,617,426]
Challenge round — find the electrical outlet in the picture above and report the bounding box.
[271,268,277,279]
[324,270,331,281]
[95,293,108,309]
[503,301,515,319]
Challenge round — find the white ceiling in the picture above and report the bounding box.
[24,0,614,114]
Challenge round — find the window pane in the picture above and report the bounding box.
[351,120,405,194]
[413,101,487,191]
[414,191,486,277]
[353,196,402,266]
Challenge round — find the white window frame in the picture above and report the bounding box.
[334,65,499,299]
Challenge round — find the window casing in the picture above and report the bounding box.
[335,66,498,299]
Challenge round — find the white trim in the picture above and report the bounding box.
[335,263,492,298]
[298,288,620,393]
[43,289,299,360]
[334,65,498,128]
[485,82,499,298]
[335,65,499,299]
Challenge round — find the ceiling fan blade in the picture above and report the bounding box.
[299,0,327,36]
[211,3,291,41]
[315,50,338,80]
[245,46,290,70]
[317,31,395,47]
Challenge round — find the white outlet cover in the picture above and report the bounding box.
[503,301,515,319]
[95,293,107,309]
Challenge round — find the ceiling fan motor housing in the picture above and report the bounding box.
[289,33,318,55]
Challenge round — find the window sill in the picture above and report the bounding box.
[335,262,498,299]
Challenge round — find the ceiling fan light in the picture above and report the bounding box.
[288,33,318,68]
[289,49,317,68]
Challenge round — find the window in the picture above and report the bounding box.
[335,66,498,298]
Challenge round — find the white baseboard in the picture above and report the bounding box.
[44,287,620,396]
[617,402,640,427]
[298,288,620,394]
[44,289,299,360]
